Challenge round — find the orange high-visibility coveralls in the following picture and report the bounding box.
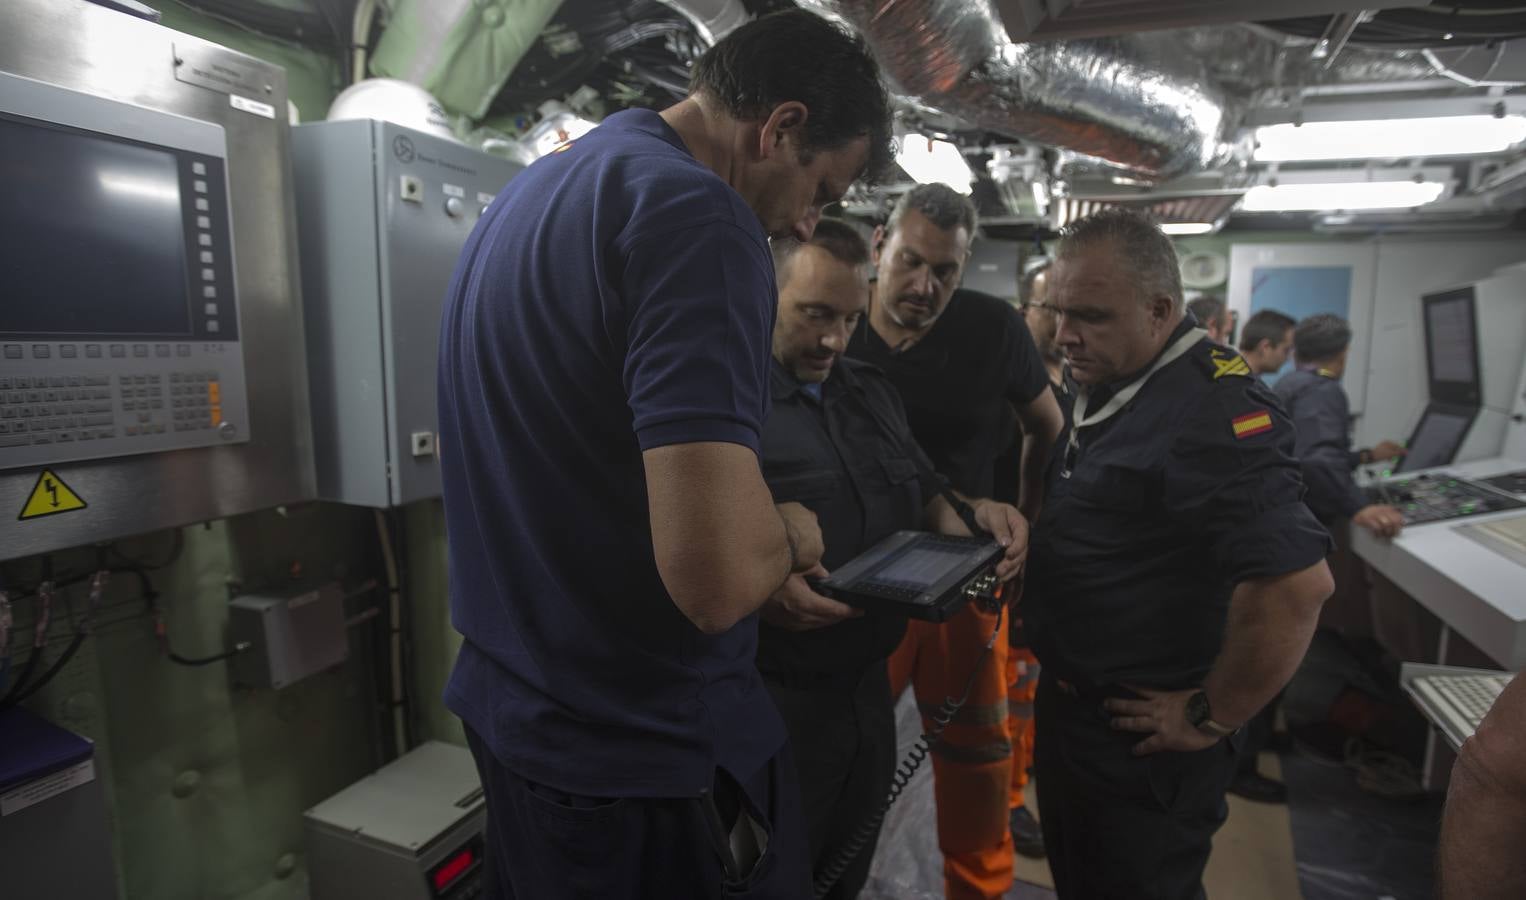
[888,603,1014,900]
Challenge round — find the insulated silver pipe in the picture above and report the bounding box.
[656,0,750,45]
[798,0,1229,177]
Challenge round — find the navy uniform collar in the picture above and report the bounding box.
[770,357,863,402]
[1290,363,1339,379]
[1115,316,1198,386]
[1078,315,1197,407]
[601,108,691,156]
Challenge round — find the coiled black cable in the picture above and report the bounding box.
[812,601,1006,898]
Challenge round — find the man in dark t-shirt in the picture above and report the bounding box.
[437,13,892,899]
[850,283,1053,502]
[846,185,1063,898]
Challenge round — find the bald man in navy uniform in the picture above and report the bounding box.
[1023,209,1335,900]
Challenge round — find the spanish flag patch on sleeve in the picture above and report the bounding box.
[1232,410,1274,439]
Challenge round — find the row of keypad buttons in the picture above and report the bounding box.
[3,391,113,404]
[3,344,199,360]
[0,417,119,447]
[0,415,207,441]
[1,401,113,415]
[0,415,115,433]
[190,166,224,336]
[0,376,111,390]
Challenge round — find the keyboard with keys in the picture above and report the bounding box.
[1409,671,1514,747]
[0,345,249,471]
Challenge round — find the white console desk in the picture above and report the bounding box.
[1351,456,1526,671]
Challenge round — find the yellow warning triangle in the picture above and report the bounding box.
[18,469,88,520]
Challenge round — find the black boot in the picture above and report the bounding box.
[1009,805,1047,858]
[1228,771,1289,804]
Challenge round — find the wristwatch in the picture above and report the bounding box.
[1185,691,1238,738]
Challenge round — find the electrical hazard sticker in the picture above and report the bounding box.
[17,469,88,521]
[1231,411,1274,440]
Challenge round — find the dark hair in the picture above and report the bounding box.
[1239,309,1296,353]
[1020,258,1050,305]
[772,217,870,277]
[1056,207,1183,311]
[1187,295,1226,329]
[1294,313,1353,362]
[805,216,870,266]
[885,183,978,238]
[689,10,894,181]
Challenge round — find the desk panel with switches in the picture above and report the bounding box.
[1366,472,1525,525]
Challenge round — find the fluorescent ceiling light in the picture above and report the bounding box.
[1240,180,1446,212]
[896,134,974,194]
[1254,115,1526,161]
[1160,222,1215,235]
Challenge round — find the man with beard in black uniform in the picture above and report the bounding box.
[1024,209,1335,900]
[757,218,1027,898]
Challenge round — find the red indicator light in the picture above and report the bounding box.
[432,848,475,892]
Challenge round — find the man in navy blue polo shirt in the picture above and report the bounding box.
[436,10,892,899]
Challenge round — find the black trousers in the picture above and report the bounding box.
[1034,674,1242,900]
[763,664,897,900]
[463,726,812,900]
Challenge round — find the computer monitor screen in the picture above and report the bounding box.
[1422,287,1481,406]
[1396,407,1475,473]
[0,114,191,336]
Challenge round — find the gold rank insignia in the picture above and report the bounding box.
[1210,349,1252,380]
[1232,410,1274,439]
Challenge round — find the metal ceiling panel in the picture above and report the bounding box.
[1052,190,1244,228]
[994,0,1429,42]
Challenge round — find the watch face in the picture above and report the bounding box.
[1185,691,1210,726]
